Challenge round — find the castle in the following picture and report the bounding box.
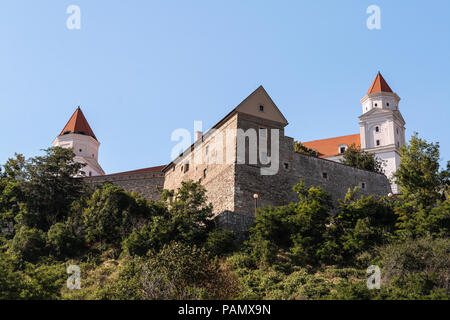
[52,73,403,232]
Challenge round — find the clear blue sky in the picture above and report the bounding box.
[1,0,449,173]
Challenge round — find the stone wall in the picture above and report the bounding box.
[85,171,165,201]
[233,113,392,216]
[163,113,239,216]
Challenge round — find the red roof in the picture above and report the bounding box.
[302,134,361,158]
[367,72,393,95]
[60,107,97,141]
[102,165,166,177]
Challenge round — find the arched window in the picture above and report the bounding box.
[375,126,380,133]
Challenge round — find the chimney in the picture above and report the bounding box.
[195,131,203,141]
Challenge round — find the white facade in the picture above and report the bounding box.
[359,91,405,193]
[52,133,105,177]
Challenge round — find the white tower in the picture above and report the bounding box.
[52,107,105,177]
[359,72,406,193]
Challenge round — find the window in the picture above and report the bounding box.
[376,140,380,146]
[322,172,328,179]
[340,147,346,154]
[397,141,400,147]
[260,151,268,163]
[259,128,267,137]
[184,163,189,173]
[386,102,390,107]
[79,149,82,152]
[361,182,366,189]
[203,168,207,178]
[259,105,264,112]
[284,163,289,170]
[396,128,399,134]
[375,126,379,132]
[89,171,92,177]
[375,103,378,107]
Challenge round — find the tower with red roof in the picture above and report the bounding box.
[52,107,105,177]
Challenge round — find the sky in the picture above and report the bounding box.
[0,0,449,174]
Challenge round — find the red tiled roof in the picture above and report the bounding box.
[367,72,393,95]
[102,165,166,177]
[302,134,361,158]
[59,107,97,140]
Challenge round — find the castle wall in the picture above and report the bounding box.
[85,171,165,201]
[163,113,239,216]
[233,114,392,216]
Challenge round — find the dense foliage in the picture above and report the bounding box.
[294,141,318,157]
[0,134,449,300]
[341,144,385,173]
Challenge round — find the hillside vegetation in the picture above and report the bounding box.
[0,133,448,300]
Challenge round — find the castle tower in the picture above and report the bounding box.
[359,72,405,193]
[52,107,105,177]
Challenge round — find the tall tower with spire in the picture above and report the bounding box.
[52,107,105,177]
[359,72,406,193]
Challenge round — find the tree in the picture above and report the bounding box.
[248,180,332,266]
[393,133,449,237]
[294,141,318,157]
[82,183,162,247]
[10,147,86,230]
[319,188,397,265]
[341,144,384,173]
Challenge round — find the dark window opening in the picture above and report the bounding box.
[284,163,289,169]
[79,149,82,152]
[340,147,346,154]
[63,131,71,135]
[259,105,264,112]
[89,171,92,177]
[376,140,380,146]
[375,126,379,132]
[361,182,366,189]
[375,103,378,107]
[322,172,328,179]
[386,102,390,106]
[184,163,189,173]
[203,168,207,178]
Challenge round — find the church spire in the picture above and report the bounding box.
[59,107,97,141]
[367,72,393,95]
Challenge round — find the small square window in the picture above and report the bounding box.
[260,151,268,162]
[322,172,328,179]
[376,140,380,146]
[259,128,267,137]
[386,102,390,107]
[340,147,346,154]
[259,105,264,112]
[284,163,289,170]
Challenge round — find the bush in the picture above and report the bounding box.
[204,229,237,257]
[9,226,46,262]
[46,220,86,259]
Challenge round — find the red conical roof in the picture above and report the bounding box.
[59,107,97,140]
[367,72,393,94]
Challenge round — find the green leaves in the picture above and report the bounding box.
[341,143,384,173]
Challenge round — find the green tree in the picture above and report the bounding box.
[11,147,86,230]
[393,133,449,237]
[82,183,162,247]
[319,188,397,265]
[294,141,318,157]
[341,144,384,173]
[248,181,332,266]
